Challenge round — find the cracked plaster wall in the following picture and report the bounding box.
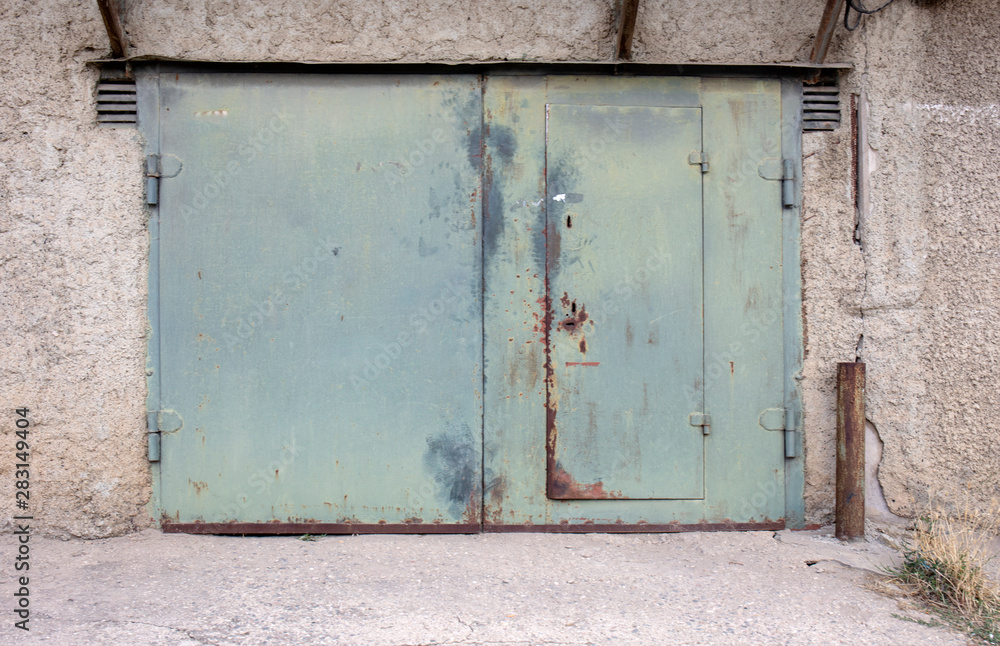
[1,0,996,536]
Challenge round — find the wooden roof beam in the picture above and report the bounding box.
[96,0,127,59]
[615,0,641,60]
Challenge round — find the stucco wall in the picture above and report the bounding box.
[842,2,1000,519]
[0,1,150,537]
[2,0,997,536]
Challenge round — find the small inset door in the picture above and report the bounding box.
[545,104,706,500]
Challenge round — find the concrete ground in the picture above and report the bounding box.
[0,527,967,645]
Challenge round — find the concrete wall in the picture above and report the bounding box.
[2,0,997,536]
[838,2,1000,519]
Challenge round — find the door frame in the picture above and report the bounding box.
[133,61,807,533]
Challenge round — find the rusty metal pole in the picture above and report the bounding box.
[836,362,865,541]
[810,0,846,65]
[96,0,128,58]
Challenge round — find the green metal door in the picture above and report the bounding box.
[482,75,795,530]
[141,69,800,533]
[146,71,484,531]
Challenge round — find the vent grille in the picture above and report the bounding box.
[97,79,137,127]
[802,81,841,132]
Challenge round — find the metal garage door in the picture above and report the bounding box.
[138,68,802,532]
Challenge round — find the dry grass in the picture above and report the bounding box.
[886,500,1000,643]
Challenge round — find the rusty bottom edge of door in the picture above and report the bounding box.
[161,522,482,535]
[485,521,785,533]
[161,520,784,535]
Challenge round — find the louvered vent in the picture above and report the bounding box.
[97,79,137,127]
[802,81,841,132]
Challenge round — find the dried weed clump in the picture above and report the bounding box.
[887,500,1000,644]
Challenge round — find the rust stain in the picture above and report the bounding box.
[791,524,824,532]
[578,336,587,353]
[543,198,557,493]
[557,303,589,334]
[485,476,507,525]
[189,480,208,495]
[730,361,735,375]
[547,463,623,500]
[565,361,600,367]
[462,487,481,525]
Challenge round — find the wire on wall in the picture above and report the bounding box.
[845,0,896,31]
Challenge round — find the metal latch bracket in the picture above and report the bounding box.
[688,412,712,435]
[688,151,709,173]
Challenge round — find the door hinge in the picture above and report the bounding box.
[146,409,184,462]
[757,158,797,208]
[688,151,709,173]
[146,154,160,205]
[759,407,799,458]
[146,411,160,461]
[688,412,711,435]
[781,159,796,208]
[783,408,799,459]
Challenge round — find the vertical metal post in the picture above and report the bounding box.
[836,362,865,541]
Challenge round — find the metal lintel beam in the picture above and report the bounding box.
[96,0,127,59]
[810,0,845,65]
[614,0,641,60]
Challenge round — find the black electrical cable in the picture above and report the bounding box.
[845,0,897,31]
